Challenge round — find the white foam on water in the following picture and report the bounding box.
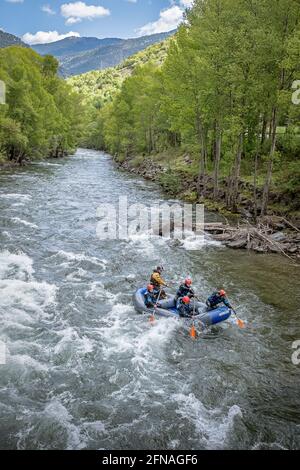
[0,193,32,202]
[0,279,57,318]
[85,282,120,304]
[0,250,34,280]
[7,353,48,373]
[1,231,13,239]
[66,268,89,282]
[17,400,87,450]
[100,304,179,362]
[251,441,288,450]
[33,162,61,167]
[11,218,38,229]
[99,304,136,359]
[181,231,222,251]
[54,327,94,357]
[127,231,158,255]
[99,304,181,408]
[80,419,107,446]
[51,250,107,269]
[173,393,242,449]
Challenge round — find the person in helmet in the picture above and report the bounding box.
[177,296,193,318]
[144,285,159,309]
[206,290,232,310]
[176,278,195,300]
[150,266,168,299]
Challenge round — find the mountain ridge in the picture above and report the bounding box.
[0,30,28,49]
[31,31,175,76]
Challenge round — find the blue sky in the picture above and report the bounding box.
[0,0,193,44]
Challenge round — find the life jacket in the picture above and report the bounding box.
[150,271,165,288]
[177,298,192,317]
[208,292,222,306]
[144,290,156,308]
[177,284,194,299]
[208,292,230,308]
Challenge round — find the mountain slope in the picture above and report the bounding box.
[32,31,175,76]
[68,39,170,106]
[0,30,28,49]
[32,37,123,58]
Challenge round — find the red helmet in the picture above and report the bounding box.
[219,290,226,297]
[185,278,192,286]
[147,284,154,292]
[182,296,191,304]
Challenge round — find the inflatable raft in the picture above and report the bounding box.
[133,288,232,328]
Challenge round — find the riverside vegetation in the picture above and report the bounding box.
[70,0,300,258]
[1,0,300,258]
[0,47,86,165]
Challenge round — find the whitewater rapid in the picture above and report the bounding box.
[0,149,299,450]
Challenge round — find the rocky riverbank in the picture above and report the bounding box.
[116,157,300,261]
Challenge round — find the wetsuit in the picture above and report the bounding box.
[177,299,193,318]
[144,290,157,308]
[206,292,231,310]
[176,284,195,300]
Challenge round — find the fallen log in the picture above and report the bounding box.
[203,220,299,262]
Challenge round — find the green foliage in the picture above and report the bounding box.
[159,170,182,196]
[279,161,300,197]
[83,0,300,216]
[0,46,86,164]
[67,40,170,107]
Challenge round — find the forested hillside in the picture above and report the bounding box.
[0,31,28,49]
[68,40,170,107]
[0,47,86,165]
[85,0,300,221]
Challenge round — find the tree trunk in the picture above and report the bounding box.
[253,149,259,223]
[260,114,268,147]
[231,132,244,211]
[195,110,207,197]
[261,107,277,216]
[213,122,221,199]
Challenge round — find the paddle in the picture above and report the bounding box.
[231,308,246,329]
[190,299,197,340]
[149,288,162,324]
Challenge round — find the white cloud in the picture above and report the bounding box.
[5,0,24,3]
[180,0,194,7]
[137,1,193,36]
[60,2,110,25]
[22,30,81,45]
[42,5,56,15]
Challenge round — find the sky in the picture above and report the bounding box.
[0,0,193,44]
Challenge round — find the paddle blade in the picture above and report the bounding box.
[149,314,155,324]
[237,318,245,329]
[190,325,197,339]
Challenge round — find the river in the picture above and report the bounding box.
[0,148,299,450]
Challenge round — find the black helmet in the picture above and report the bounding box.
[156,266,164,273]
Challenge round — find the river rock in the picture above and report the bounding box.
[227,238,248,249]
[287,245,298,254]
[253,244,266,253]
[271,232,287,242]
